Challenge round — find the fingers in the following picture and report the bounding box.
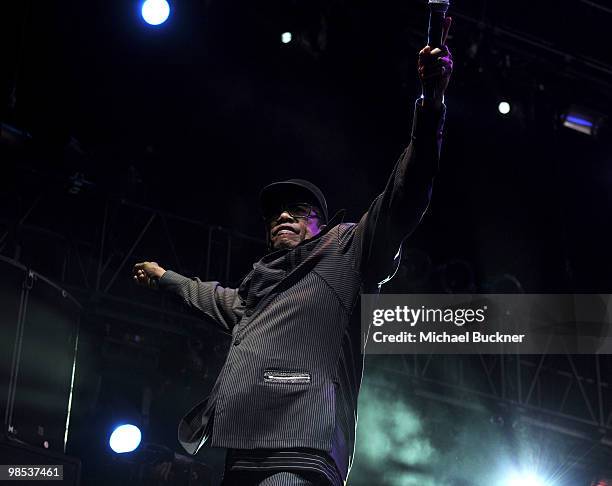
[132,263,146,277]
[132,261,155,275]
[419,53,452,76]
[132,262,151,287]
[132,261,163,287]
[420,65,448,80]
[133,270,148,286]
[419,46,451,67]
[418,45,432,61]
[419,46,453,73]
[133,261,157,269]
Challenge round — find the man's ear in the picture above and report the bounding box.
[318,224,327,231]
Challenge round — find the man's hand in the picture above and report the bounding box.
[418,16,453,110]
[132,261,166,289]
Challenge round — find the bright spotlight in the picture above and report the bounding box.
[142,0,170,26]
[506,472,547,486]
[109,424,142,453]
[281,32,292,44]
[498,101,511,115]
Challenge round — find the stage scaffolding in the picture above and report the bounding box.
[2,164,611,478]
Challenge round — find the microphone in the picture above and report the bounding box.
[427,0,450,49]
[424,0,450,100]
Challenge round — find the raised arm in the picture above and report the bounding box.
[354,24,453,284]
[133,261,242,332]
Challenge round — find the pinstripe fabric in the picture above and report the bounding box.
[258,472,319,486]
[158,100,445,483]
[221,470,323,486]
[225,448,343,485]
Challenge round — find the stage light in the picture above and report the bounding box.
[498,101,511,115]
[141,0,170,26]
[563,114,594,135]
[109,424,142,453]
[562,106,602,136]
[281,32,292,44]
[506,472,547,486]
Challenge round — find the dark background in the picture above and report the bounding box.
[3,0,612,293]
[1,1,612,484]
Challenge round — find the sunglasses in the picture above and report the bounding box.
[264,203,318,224]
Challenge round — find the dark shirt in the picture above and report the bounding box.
[158,99,445,483]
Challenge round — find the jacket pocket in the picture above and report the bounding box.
[263,369,311,384]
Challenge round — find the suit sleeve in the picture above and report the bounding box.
[158,270,241,332]
[353,98,446,284]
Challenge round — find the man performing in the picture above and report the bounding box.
[132,22,453,486]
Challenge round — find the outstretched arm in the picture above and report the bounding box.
[354,20,453,284]
[133,261,241,333]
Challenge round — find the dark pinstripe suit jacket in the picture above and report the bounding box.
[159,100,445,482]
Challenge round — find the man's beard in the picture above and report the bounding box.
[271,233,302,251]
[273,239,297,250]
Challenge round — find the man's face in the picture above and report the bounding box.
[267,203,323,250]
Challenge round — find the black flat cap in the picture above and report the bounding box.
[259,179,328,224]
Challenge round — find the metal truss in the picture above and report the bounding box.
[0,174,265,336]
[3,167,612,472]
[395,0,612,97]
[371,353,612,452]
[4,186,612,432]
